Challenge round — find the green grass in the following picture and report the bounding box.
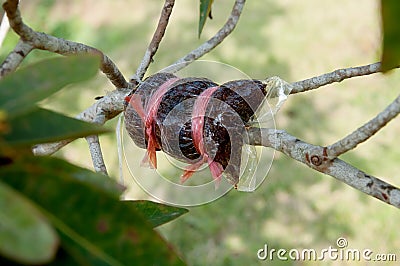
[2,0,399,265]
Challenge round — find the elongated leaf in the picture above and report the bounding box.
[128,200,188,228]
[3,107,108,146]
[0,55,100,118]
[199,0,214,37]
[0,156,185,266]
[0,181,58,265]
[381,0,400,72]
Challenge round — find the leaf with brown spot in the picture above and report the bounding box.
[0,156,186,265]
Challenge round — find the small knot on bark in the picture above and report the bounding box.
[310,155,322,166]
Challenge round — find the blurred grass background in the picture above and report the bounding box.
[1,0,399,265]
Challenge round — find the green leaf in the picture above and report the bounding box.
[128,200,188,228]
[3,107,108,146]
[199,0,214,38]
[0,180,59,265]
[380,0,400,72]
[0,55,100,118]
[0,156,185,266]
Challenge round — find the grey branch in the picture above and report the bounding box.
[32,140,72,156]
[248,128,400,209]
[327,94,400,158]
[86,135,108,175]
[0,39,33,77]
[2,0,130,89]
[132,0,175,84]
[290,62,382,94]
[165,0,245,72]
[3,0,133,175]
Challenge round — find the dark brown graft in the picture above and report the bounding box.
[124,73,268,185]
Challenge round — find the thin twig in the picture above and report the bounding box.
[165,0,245,73]
[2,0,131,89]
[32,140,72,156]
[248,128,400,209]
[86,135,108,175]
[290,62,382,94]
[131,0,175,84]
[326,94,400,158]
[0,39,33,77]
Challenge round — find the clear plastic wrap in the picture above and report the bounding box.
[124,74,291,191]
[236,76,292,191]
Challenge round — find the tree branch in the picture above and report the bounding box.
[131,0,175,84]
[290,62,382,94]
[3,0,133,175]
[0,39,33,77]
[86,135,108,175]
[326,94,400,158]
[165,0,245,73]
[247,128,400,209]
[2,0,131,89]
[32,140,72,156]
